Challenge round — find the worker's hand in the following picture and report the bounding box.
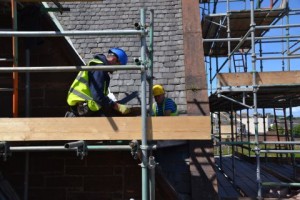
[116,103,131,115]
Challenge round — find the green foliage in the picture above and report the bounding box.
[277,126,285,135]
[292,124,300,136]
[269,125,285,135]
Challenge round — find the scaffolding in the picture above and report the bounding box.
[0,1,213,199]
[0,3,156,199]
[201,0,300,198]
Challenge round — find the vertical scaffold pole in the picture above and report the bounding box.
[250,0,261,198]
[140,8,149,200]
[286,1,290,71]
[148,9,155,200]
[289,100,296,177]
[226,0,231,73]
[148,10,154,116]
[11,0,19,117]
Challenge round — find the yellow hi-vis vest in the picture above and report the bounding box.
[152,98,178,116]
[67,59,108,111]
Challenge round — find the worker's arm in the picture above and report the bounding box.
[89,70,130,114]
[164,98,177,116]
[89,71,115,108]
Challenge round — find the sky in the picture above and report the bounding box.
[200,0,300,116]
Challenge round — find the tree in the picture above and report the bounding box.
[292,124,300,136]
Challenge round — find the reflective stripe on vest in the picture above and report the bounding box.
[75,71,88,85]
[67,59,103,111]
[152,98,178,116]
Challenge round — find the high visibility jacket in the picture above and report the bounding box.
[152,98,178,116]
[67,59,109,111]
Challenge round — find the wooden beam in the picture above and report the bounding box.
[0,116,211,141]
[217,71,300,87]
[182,0,210,115]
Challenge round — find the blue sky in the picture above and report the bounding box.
[201,0,300,116]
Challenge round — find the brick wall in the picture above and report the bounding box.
[0,151,141,200]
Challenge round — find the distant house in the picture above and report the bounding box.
[237,116,272,135]
[213,112,272,137]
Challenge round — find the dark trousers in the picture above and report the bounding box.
[65,102,114,117]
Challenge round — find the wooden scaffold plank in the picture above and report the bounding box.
[217,71,300,87]
[0,116,211,141]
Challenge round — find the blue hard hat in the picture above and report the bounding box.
[108,48,128,65]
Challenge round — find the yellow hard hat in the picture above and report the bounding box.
[152,84,165,96]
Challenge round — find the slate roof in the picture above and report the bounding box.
[49,0,187,113]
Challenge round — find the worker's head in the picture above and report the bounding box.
[107,48,128,65]
[153,84,165,104]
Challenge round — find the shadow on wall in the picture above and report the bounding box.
[0,173,20,200]
[155,143,192,199]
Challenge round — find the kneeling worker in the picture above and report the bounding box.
[65,47,131,117]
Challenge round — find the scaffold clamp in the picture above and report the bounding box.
[252,146,261,155]
[0,142,11,161]
[129,140,140,160]
[134,58,141,65]
[134,22,141,30]
[64,140,87,160]
[148,156,157,169]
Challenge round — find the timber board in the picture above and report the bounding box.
[210,71,300,111]
[0,116,211,141]
[217,71,300,87]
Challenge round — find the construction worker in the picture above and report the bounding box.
[129,85,178,160]
[152,84,178,116]
[65,48,131,117]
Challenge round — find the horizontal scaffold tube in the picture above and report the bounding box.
[0,65,143,73]
[0,88,13,91]
[9,145,157,152]
[203,35,300,42]
[256,55,300,60]
[262,182,300,187]
[0,30,146,37]
[216,141,253,145]
[260,150,300,153]
[65,140,85,149]
[260,141,300,145]
[256,24,300,29]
